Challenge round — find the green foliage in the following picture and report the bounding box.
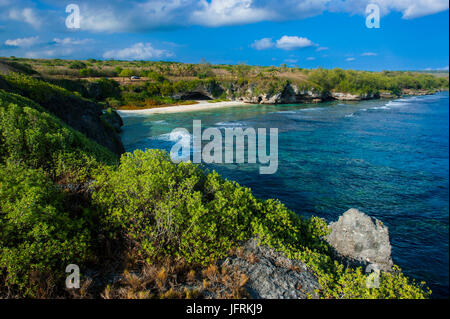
[0,60,439,299]
[118,69,137,77]
[79,68,97,77]
[69,61,87,70]
[2,73,73,106]
[1,61,38,75]
[94,78,121,100]
[92,150,285,265]
[307,68,449,95]
[0,89,117,171]
[91,149,430,299]
[0,163,91,297]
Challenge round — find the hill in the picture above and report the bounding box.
[0,58,441,299]
[1,57,448,110]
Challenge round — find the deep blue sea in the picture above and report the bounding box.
[121,92,449,298]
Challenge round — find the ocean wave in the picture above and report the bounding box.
[272,110,298,114]
[385,101,409,108]
[298,107,322,111]
[155,130,192,148]
[215,121,246,127]
[150,120,168,124]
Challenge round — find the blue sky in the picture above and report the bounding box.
[0,0,448,71]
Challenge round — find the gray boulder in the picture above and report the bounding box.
[220,239,319,299]
[326,208,393,272]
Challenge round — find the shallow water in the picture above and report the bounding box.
[121,92,449,298]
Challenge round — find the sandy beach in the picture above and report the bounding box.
[116,100,253,116]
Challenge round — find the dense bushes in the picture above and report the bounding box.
[93,150,260,265]
[91,149,430,299]
[0,89,112,297]
[307,68,449,95]
[0,67,437,298]
[0,90,117,170]
[0,163,91,297]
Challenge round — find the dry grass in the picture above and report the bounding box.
[96,256,250,299]
[278,71,308,82]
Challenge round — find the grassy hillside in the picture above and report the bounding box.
[1,57,448,109]
[0,66,433,298]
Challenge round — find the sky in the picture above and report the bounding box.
[0,0,448,71]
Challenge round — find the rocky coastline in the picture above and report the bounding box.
[218,209,395,299]
[170,80,445,106]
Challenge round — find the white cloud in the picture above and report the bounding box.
[53,38,93,46]
[190,0,274,27]
[76,0,329,32]
[284,58,298,63]
[13,0,444,34]
[383,0,448,19]
[5,36,39,47]
[346,57,356,61]
[2,0,448,34]
[306,57,316,60]
[25,48,74,59]
[362,52,378,56]
[8,8,41,29]
[251,38,274,50]
[252,35,316,51]
[316,46,329,52]
[425,65,449,71]
[328,0,448,19]
[103,42,174,60]
[275,36,314,50]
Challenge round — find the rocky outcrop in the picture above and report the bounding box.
[39,94,125,155]
[168,80,402,105]
[102,108,123,133]
[331,92,380,101]
[380,92,395,99]
[173,81,225,101]
[401,88,441,96]
[220,239,319,299]
[239,83,329,104]
[326,208,393,272]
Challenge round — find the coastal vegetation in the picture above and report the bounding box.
[0,57,447,298]
[1,57,448,109]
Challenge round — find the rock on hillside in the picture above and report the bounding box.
[326,208,393,272]
[239,83,328,104]
[220,239,320,299]
[331,92,380,101]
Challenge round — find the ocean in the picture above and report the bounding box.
[120,92,449,298]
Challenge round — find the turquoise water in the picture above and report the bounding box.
[121,92,449,298]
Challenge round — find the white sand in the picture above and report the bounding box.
[116,100,253,115]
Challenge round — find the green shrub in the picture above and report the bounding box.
[0,163,91,297]
[91,149,431,299]
[69,61,87,70]
[118,69,136,77]
[0,89,117,171]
